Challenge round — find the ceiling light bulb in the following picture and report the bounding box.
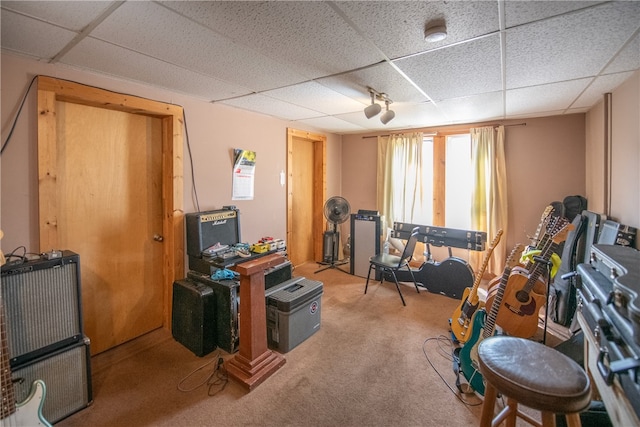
[380,101,395,125]
[364,91,381,118]
[424,25,447,42]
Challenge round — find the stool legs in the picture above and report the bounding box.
[480,384,582,427]
[480,381,498,427]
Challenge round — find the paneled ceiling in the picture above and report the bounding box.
[2,1,639,135]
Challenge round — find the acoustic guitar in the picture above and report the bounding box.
[0,287,51,426]
[458,244,523,395]
[450,229,503,343]
[494,216,573,338]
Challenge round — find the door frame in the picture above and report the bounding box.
[36,76,184,330]
[286,128,326,263]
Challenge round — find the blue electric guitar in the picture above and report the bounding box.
[1,288,52,426]
[458,244,523,395]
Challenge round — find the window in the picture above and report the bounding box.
[395,133,472,228]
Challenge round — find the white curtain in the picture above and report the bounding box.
[470,125,508,276]
[377,132,424,237]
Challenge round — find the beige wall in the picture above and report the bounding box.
[0,53,342,255]
[2,52,638,258]
[586,70,640,249]
[341,115,587,256]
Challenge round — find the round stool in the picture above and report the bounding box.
[477,336,591,427]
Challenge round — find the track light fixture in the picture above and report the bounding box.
[364,90,382,119]
[363,87,395,125]
[380,100,395,125]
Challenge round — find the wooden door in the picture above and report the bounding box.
[55,102,164,355]
[286,129,326,267]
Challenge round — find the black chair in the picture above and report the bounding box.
[365,227,421,306]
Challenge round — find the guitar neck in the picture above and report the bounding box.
[469,230,502,306]
[483,267,511,339]
[1,293,17,420]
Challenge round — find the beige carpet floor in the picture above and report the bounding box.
[55,261,554,426]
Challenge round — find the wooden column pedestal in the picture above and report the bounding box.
[226,253,286,391]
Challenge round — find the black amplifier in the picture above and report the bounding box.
[577,244,640,419]
[1,251,84,365]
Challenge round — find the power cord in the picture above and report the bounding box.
[421,335,482,407]
[177,352,229,396]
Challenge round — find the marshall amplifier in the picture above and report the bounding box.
[186,207,241,257]
[186,207,279,273]
[1,251,84,365]
[577,244,640,421]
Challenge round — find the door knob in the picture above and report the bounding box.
[153,234,164,242]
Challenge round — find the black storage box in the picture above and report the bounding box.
[171,279,216,357]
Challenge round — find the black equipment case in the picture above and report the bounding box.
[393,222,487,251]
[171,279,216,357]
[577,244,640,419]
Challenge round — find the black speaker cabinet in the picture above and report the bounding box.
[12,338,92,424]
[171,279,216,357]
[1,251,83,365]
[350,213,381,278]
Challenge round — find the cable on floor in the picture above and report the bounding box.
[177,351,229,396]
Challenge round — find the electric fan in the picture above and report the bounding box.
[315,196,351,274]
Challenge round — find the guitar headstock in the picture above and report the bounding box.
[488,229,503,249]
[505,243,524,269]
[546,216,575,244]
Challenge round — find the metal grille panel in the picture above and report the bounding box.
[1,253,82,362]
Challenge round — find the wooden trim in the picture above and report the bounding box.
[432,135,446,226]
[36,75,184,331]
[286,128,326,263]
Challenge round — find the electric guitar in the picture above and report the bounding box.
[494,217,573,338]
[458,244,523,395]
[1,288,51,426]
[450,229,503,343]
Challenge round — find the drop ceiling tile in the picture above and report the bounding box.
[317,62,429,104]
[163,1,382,79]
[1,0,112,31]
[504,1,605,28]
[603,33,640,75]
[334,1,499,59]
[573,71,635,109]
[506,2,640,88]
[296,116,367,134]
[0,10,76,59]
[263,82,366,115]
[437,92,505,124]
[90,1,307,92]
[394,34,502,101]
[388,102,450,129]
[61,37,252,101]
[506,79,591,116]
[219,94,324,121]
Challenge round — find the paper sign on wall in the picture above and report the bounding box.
[232,149,256,200]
